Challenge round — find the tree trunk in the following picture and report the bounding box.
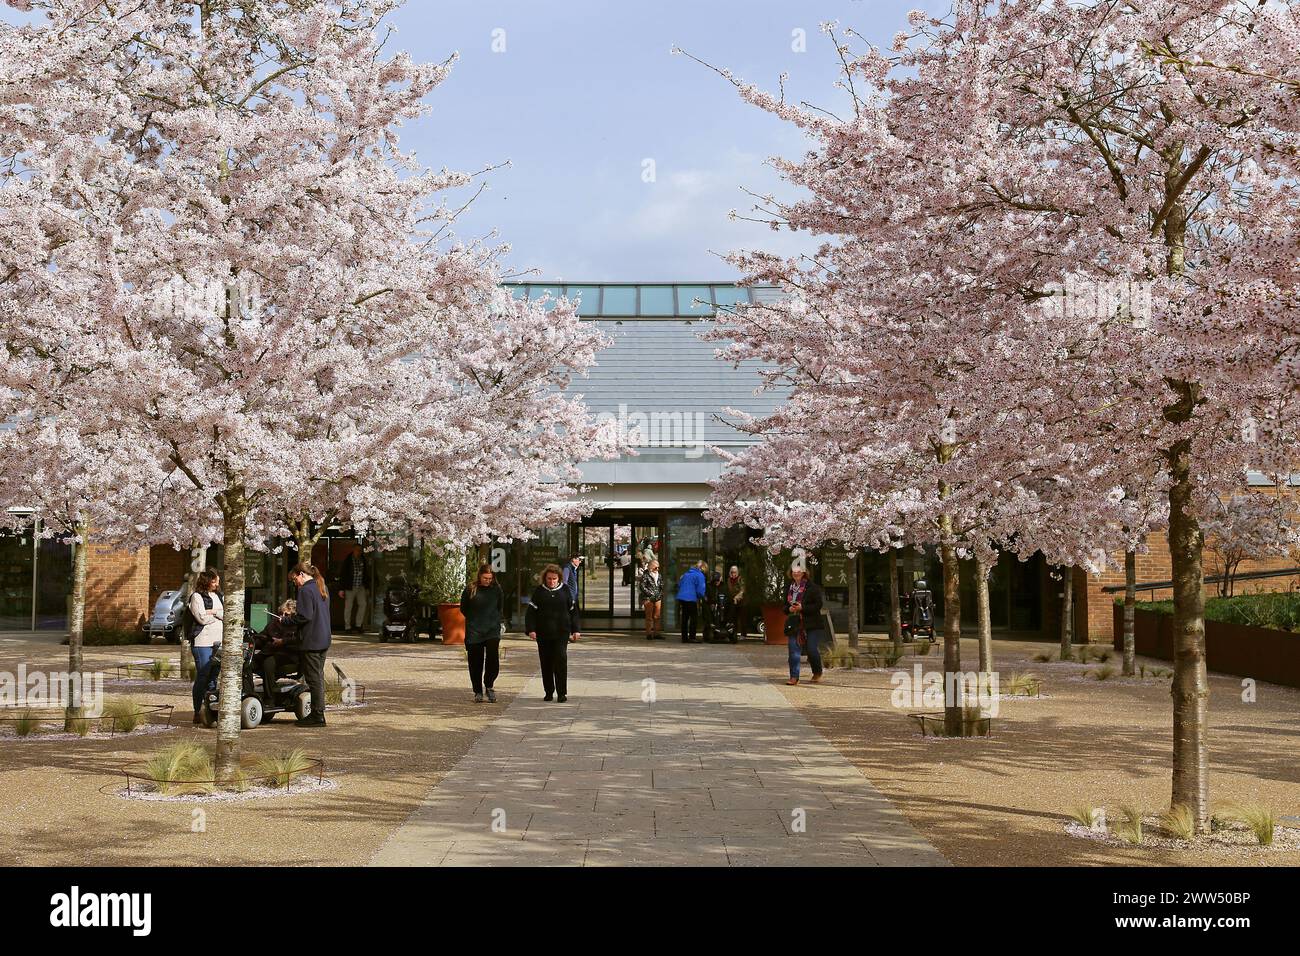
[1167,434,1209,830]
[888,549,902,653]
[938,525,962,737]
[976,555,992,676]
[288,512,328,560]
[63,521,88,730]
[214,486,249,786]
[1162,190,1209,830]
[1122,549,1137,676]
[1059,566,1074,661]
[846,551,859,648]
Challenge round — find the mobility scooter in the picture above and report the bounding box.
[199,627,312,729]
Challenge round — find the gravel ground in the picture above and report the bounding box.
[0,633,534,865]
[741,637,1300,866]
[6,633,1298,867]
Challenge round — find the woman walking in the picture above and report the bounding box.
[640,559,663,640]
[290,562,331,727]
[461,563,504,703]
[188,569,222,723]
[784,568,826,686]
[526,564,580,702]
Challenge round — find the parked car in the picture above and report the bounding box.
[142,588,186,644]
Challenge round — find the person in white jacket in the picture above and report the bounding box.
[188,569,223,723]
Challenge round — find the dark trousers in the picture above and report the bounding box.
[467,639,501,694]
[536,638,568,697]
[301,650,327,715]
[679,600,698,641]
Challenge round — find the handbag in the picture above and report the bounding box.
[783,612,804,639]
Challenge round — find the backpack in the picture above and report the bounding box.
[181,590,213,641]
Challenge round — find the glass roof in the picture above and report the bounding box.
[501,282,778,318]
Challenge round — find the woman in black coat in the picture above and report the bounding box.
[525,564,581,702]
[460,563,504,703]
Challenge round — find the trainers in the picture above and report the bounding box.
[486,689,497,703]
[474,692,484,703]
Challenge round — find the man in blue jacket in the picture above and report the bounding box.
[676,560,708,644]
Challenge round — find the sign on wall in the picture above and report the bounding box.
[671,547,707,581]
[820,551,851,588]
[526,546,559,582]
[244,552,265,587]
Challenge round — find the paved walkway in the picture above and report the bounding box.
[371,638,947,866]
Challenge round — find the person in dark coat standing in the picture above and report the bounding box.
[784,567,826,686]
[526,564,580,702]
[461,563,504,703]
[291,561,331,726]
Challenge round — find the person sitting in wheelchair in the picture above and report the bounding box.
[253,599,302,701]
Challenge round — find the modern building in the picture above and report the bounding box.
[4,282,1295,641]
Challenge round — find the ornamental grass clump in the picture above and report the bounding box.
[1068,805,1104,830]
[252,748,314,789]
[1159,804,1196,841]
[1005,672,1041,697]
[143,742,213,796]
[14,708,41,737]
[1220,803,1276,846]
[103,697,142,734]
[1115,804,1144,845]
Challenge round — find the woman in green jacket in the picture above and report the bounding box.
[460,563,504,703]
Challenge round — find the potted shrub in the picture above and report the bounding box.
[742,547,793,645]
[419,543,469,644]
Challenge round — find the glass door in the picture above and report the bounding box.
[580,525,612,615]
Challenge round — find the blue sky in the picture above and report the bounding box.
[5,0,930,281]
[390,0,926,281]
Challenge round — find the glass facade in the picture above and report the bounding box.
[0,524,72,631]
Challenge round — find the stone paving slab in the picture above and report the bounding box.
[370,640,947,867]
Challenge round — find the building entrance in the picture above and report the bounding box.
[577,516,662,629]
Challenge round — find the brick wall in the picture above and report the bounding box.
[84,543,152,630]
[149,545,187,602]
[1083,530,1299,642]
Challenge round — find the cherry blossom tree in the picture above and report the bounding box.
[695,1,1300,828]
[1,0,616,782]
[0,417,184,728]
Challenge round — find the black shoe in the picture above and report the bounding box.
[544,695,553,702]
[681,637,688,644]
[486,689,497,703]
[557,695,567,703]
[296,713,326,727]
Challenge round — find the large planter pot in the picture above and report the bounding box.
[437,603,466,645]
[761,602,788,646]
